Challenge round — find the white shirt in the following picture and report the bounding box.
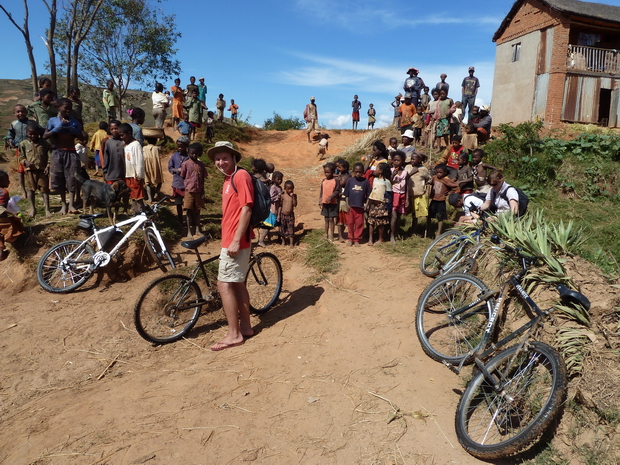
[124,140,145,179]
[462,194,484,216]
[486,182,519,213]
[152,91,168,109]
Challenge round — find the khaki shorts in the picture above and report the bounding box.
[218,247,251,283]
[26,169,49,192]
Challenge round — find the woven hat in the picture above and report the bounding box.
[207,141,242,162]
[407,67,419,74]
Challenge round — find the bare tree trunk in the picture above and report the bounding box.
[42,0,58,93]
[0,1,39,95]
[70,43,79,88]
[65,35,72,92]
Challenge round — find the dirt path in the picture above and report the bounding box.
[0,130,493,464]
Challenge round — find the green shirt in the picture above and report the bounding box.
[18,139,51,170]
[102,89,119,110]
[185,98,203,123]
[27,101,58,128]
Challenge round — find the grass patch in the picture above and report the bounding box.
[303,229,340,277]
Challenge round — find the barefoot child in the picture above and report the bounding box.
[319,162,338,241]
[344,162,370,246]
[180,143,207,239]
[7,104,34,198]
[408,152,431,235]
[0,169,25,261]
[279,180,297,246]
[367,162,392,246]
[167,136,190,227]
[317,133,329,159]
[43,98,88,215]
[390,151,410,243]
[205,111,215,143]
[335,159,351,242]
[258,171,283,247]
[118,123,145,212]
[19,122,51,218]
[456,152,475,194]
[471,149,497,194]
[427,163,458,238]
[90,121,108,176]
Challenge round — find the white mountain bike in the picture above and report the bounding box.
[37,197,175,293]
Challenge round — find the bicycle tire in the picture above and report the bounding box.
[455,342,567,460]
[246,252,282,314]
[37,240,96,293]
[144,227,175,272]
[420,229,469,277]
[416,273,494,365]
[134,275,203,344]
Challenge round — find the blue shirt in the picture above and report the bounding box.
[168,151,189,190]
[344,176,371,209]
[198,84,207,103]
[46,116,82,135]
[177,121,192,135]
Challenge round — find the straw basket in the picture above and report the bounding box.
[142,127,165,139]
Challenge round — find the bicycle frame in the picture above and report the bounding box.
[438,227,485,274]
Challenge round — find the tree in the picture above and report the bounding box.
[0,1,38,95]
[78,0,181,114]
[263,113,306,131]
[41,0,58,92]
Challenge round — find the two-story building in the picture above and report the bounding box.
[492,0,620,128]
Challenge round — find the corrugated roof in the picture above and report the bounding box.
[493,0,620,42]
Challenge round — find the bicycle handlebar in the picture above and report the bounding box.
[490,235,539,267]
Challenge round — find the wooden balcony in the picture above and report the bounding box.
[567,45,620,75]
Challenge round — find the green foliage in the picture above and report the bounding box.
[263,113,306,131]
[303,230,340,277]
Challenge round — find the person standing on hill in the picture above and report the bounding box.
[171,78,185,130]
[304,97,320,143]
[207,141,254,352]
[216,94,226,122]
[403,67,425,106]
[102,80,119,124]
[435,74,450,96]
[461,66,480,121]
[351,95,361,130]
[197,77,207,105]
[186,76,198,98]
[228,99,239,125]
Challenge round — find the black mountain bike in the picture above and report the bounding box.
[134,236,283,344]
[416,236,590,459]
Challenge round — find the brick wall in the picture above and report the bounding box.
[545,21,571,126]
[496,0,562,45]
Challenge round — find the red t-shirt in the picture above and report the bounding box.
[221,169,254,249]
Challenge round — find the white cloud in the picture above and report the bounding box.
[328,114,351,128]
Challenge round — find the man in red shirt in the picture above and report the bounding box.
[207,141,254,351]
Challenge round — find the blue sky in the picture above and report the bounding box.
[2,0,620,129]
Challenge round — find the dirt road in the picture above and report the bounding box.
[1,129,497,464]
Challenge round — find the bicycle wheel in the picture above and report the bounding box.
[246,252,282,314]
[420,229,468,277]
[455,342,567,460]
[37,240,96,293]
[134,275,203,344]
[416,273,494,365]
[144,227,175,272]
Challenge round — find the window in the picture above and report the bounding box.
[512,43,521,62]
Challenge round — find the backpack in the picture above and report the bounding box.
[230,168,271,226]
[464,192,487,202]
[490,186,529,217]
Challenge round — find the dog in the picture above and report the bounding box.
[75,172,130,224]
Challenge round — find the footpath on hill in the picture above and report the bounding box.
[4,128,614,464]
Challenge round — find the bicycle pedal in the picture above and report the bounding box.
[204,294,214,301]
[442,360,460,375]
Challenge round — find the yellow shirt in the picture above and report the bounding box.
[90,129,108,152]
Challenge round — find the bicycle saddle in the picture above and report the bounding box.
[557,284,591,311]
[181,235,209,249]
[79,213,107,220]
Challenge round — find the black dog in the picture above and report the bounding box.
[75,172,130,224]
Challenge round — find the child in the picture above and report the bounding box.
[74,140,89,204]
[427,163,458,238]
[390,151,410,244]
[205,111,215,143]
[399,130,416,163]
[408,152,431,235]
[343,162,370,246]
[425,89,440,149]
[456,152,475,194]
[186,76,198,97]
[317,133,329,160]
[462,123,478,154]
[0,169,25,261]
[128,107,145,146]
[420,86,431,110]
[170,78,184,129]
[335,159,351,243]
[279,180,297,246]
[44,98,88,215]
[7,104,34,198]
[258,171,283,247]
[448,192,484,224]
[102,120,125,192]
[252,158,269,185]
[352,95,361,130]
[102,80,119,123]
[180,142,207,239]
[387,137,398,156]
[469,106,481,125]
[471,149,497,194]
[184,89,207,140]
[367,103,376,129]
[227,99,239,125]
[265,163,275,183]
[28,88,58,129]
[451,101,463,137]
[367,162,392,246]
[318,162,339,241]
[68,85,83,126]
[143,137,163,203]
[18,122,51,217]
[412,106,425,146]
[177,114,193,139]
[168,136,190,227]
[118,123,145,211]
[438,134,466,181]
[216,94,226,122]
[90,121,108,176]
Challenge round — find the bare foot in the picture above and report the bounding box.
[27,208,35,218]
[347,241,353,246]
[374,240,384,246]
[391,238,396,244]
[353,243,361,247]
[257,241,266,248]
[59,205,68,215]
[210,339,244,351]
[367,242,374,246]
[45,210,53,218]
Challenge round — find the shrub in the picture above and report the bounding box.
[263,113,306,131]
